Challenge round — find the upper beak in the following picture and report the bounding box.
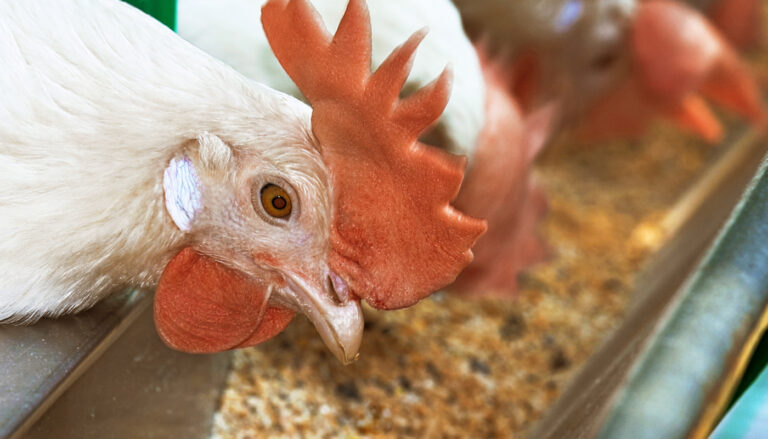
[282,273,364,364]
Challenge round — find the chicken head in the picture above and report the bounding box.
[155,129,367,363]
[155,0,486,363]
[580,0,766,142]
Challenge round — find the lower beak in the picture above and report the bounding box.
[283,274,364,364]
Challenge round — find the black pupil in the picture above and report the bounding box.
[271,196,287,210]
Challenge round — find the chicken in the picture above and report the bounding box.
[179,0,555,296]
[0,0,485,363]
[451,0,766,143]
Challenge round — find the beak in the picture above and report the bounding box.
[282,273,363,364]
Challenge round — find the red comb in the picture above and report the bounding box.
[262,0,487,309]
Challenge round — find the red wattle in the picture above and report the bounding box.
[154,247,294,353]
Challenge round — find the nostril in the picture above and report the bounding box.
[328,272,350,305]
[325,276,341,306]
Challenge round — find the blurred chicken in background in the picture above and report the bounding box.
[179,0,557,296]
[451,0,766,143]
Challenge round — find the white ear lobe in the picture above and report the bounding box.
[197,132,232,171]
[163,156,202,232]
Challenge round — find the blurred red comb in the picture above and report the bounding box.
[262,0,486,309]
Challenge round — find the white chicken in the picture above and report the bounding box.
[0,0,486,363]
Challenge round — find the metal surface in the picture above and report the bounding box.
[597,152,768,438]
[0,290,149,439]
[530,127,768,439]
[22,306,231,439]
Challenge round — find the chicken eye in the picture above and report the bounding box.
[258,183,292,219]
